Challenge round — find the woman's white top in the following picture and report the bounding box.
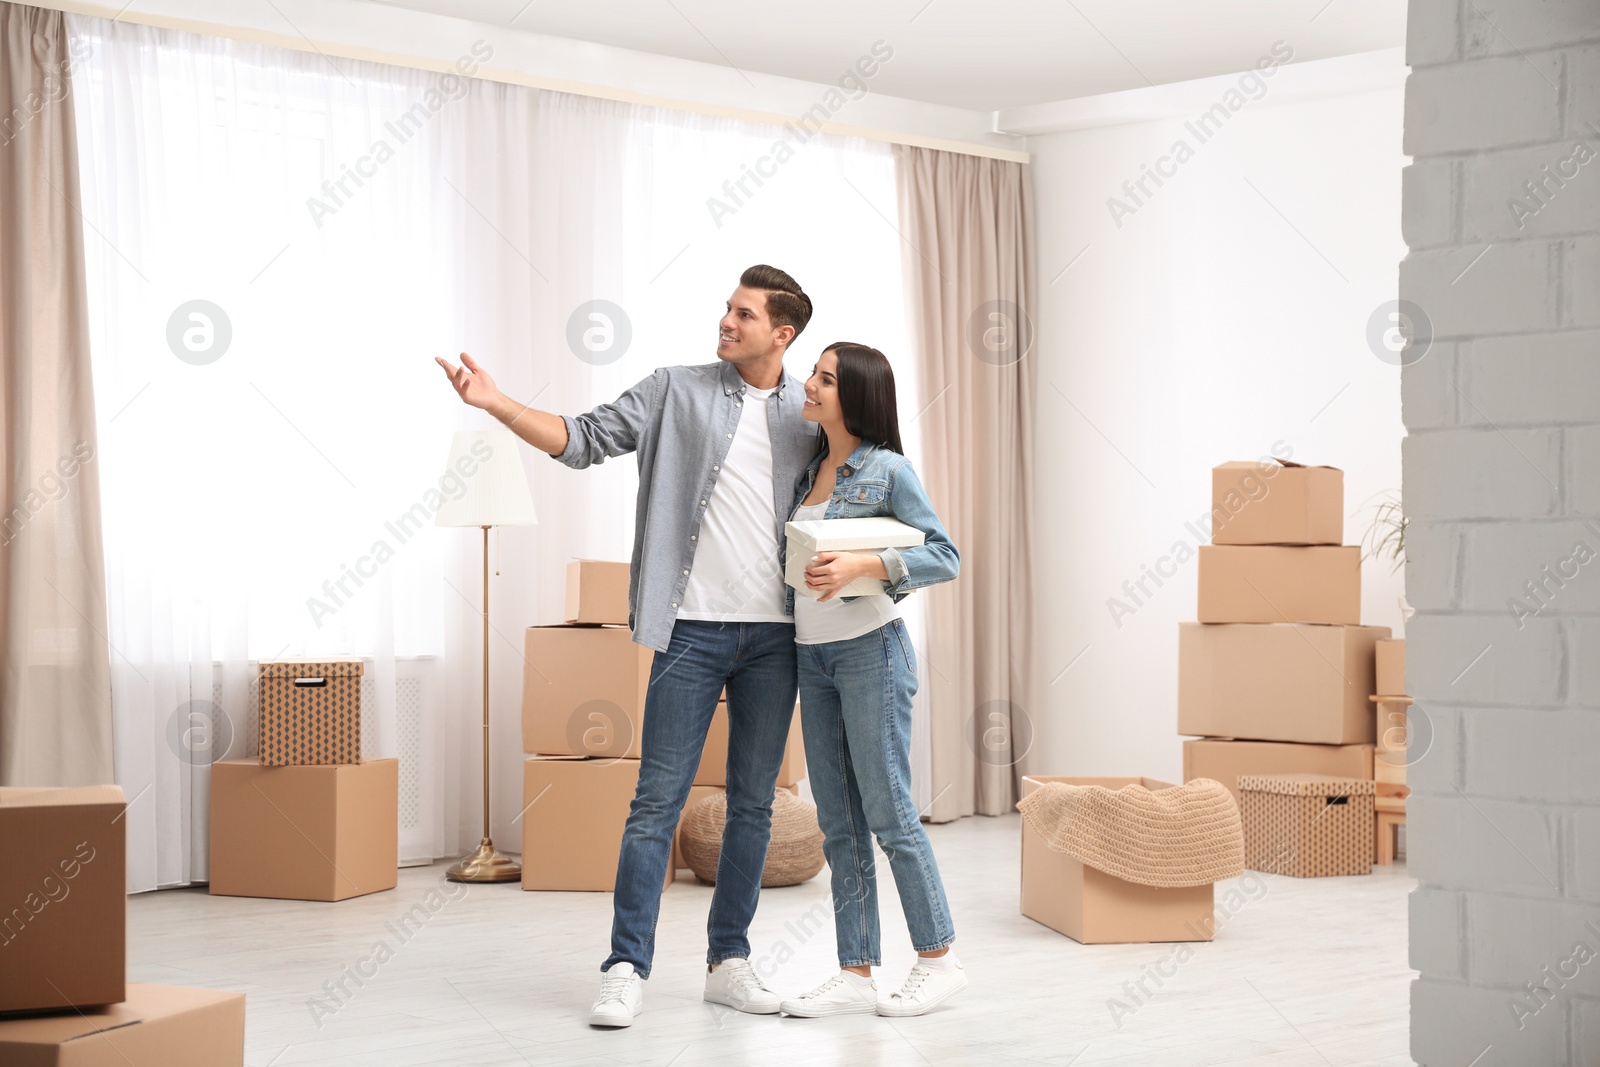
[790,500,902,646]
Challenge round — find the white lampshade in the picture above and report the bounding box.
[433,429,539,528]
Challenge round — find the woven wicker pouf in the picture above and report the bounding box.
[680,789,824,887]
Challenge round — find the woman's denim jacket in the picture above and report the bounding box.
[781,440,960,616]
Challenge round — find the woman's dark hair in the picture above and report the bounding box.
[827,342,904,455]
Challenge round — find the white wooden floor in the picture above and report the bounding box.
[128,813,1416,1067]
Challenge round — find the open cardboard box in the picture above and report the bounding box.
[1019,776,1215,944]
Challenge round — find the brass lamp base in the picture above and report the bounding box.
[446,838,522,883]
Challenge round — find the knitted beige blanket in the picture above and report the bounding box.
[1017,778,1244,888]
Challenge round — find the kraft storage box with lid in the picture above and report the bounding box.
[1239,773,1375,877]
[1177,622,1389,744]
[1210,459,1343,546]
[1182,739,1374,806]
[565,559,630,625]
[0,785,126,1014]
[257,658,363,766]
[1015,776,1244,944]
[0,983,245,1067]
[1195,545,1361,625]
[522,626,653,758]
[784,516,925,599]
[209,758,398,901]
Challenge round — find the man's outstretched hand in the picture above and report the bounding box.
[437,353,500,411]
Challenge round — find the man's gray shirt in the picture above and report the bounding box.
[555,360,819,652]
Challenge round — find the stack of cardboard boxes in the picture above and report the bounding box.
[210,658,398,902]
[1180,461,1388,805]
[520,561,805,891]
[0,786,247,1064]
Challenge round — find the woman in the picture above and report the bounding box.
[777,342,964,1019]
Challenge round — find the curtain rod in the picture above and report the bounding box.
[45,0,1031,164]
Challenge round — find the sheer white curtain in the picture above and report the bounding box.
[68,14,475,888]
[68,13,920,891]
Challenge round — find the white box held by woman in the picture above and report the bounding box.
[784,517,924,599]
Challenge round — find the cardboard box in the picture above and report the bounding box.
[1211,460,1343,546]
[784,516,924,599]
[0,786,125,1014]
[1178,622,1389,744]
[1375,638,1406,696]
[565,560,630,625]
[1019,776,1215,944]
[521,757,674,892]
[522,626,653,758]
[1196,545,1361,625]
[695,701,807,788]
[257,658,363,766]
[1183,739,1374,806]
[209,759,397,901]
[1239,774,1374,877]
[675,785,724,869]
[0,983,245,1066]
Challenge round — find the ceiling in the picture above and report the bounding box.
[364,0,1407,111]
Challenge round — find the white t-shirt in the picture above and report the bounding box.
[790,500,900,645]
[676,385,790,623]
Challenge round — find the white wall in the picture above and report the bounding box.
[1401,2,1600,1063]
[1027,86,1409,784]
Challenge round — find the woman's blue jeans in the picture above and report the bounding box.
[797,618,955,967]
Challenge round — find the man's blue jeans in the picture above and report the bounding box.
[602,620,797,978]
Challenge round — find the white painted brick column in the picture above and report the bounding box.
[1403,2,1600,1063]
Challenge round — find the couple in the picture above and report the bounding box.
[437,264,964,1025]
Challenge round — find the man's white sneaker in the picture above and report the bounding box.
[779,972,879,1018]
[588,962,643,1028]
[704,958,781,1014]
[877,957,966,1017]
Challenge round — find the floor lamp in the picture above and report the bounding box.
[435,428,537,883]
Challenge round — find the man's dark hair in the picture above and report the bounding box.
[740,264,813,339]
[828,342,904,455]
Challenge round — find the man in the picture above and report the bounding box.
[436,265,817,1028]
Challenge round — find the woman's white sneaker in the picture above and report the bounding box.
[704,958,781,1014]
[877,958,966,1017]
[588,962,643,1028]
[779,972,879,1017]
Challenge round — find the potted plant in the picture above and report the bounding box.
[1360,490,1411,620]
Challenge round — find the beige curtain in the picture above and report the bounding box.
[0,2,113,786]
[895,144,1036,821]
